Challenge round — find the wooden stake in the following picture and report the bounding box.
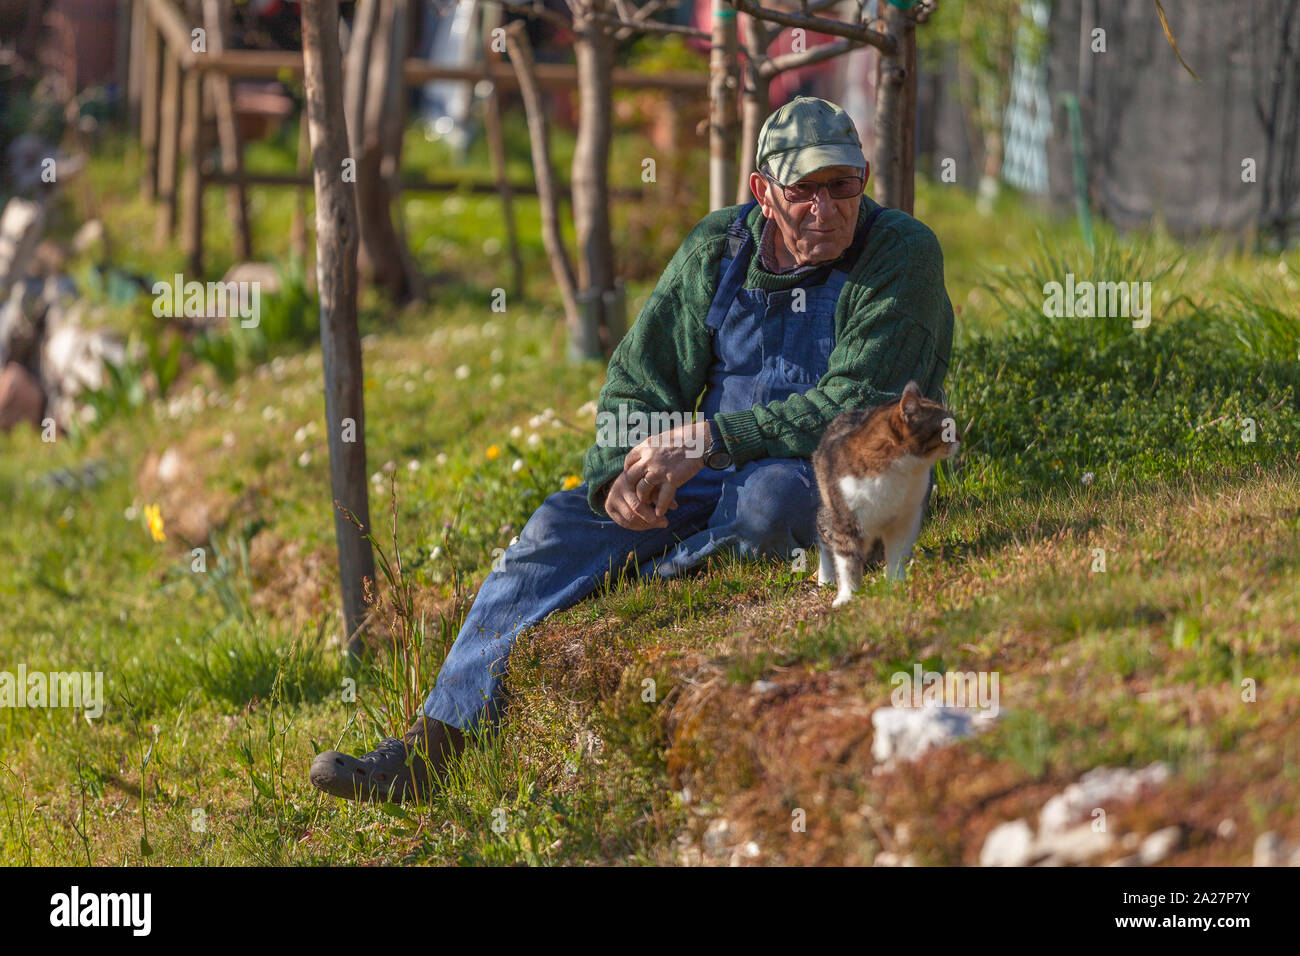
[155,47,181,243]
[202,0,252,260]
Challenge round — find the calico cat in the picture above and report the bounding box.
[813,381,961,606]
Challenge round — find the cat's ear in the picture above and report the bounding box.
[900,381,923,422]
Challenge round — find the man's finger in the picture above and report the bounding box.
[653,480,679,517]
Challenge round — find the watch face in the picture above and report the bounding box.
[706,449,731,469]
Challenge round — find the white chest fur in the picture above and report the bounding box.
[836,455,931,534]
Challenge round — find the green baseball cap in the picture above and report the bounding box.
[756,96,867,185]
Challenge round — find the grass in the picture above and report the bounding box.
[0,109,1298,865]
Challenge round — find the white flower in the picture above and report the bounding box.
[490,347,504,363]
[455,364,470,380]
[403,380,416,393]
[298,451,312,467]
[430,545,443,560]
[577,400,598,417]
[482,237,502,256]
[436,452,448,466]
[294,425,310,443]
[382,460,396,473]
[1082,472,1095,486]
[222,431,236,449]
[510,425,523,439]
[371,472,383,485]
[511,458,524,473]
[527,433,541,447]
[490,373,505,389]
[407,459,421,472]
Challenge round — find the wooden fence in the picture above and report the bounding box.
[129,0,708,277]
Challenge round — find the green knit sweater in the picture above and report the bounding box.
[582,196,955,517]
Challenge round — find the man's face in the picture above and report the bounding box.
[752,164,866,267]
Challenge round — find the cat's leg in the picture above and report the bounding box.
[816,507,835,587]
[831,549,862,607]
[882,505,926,581]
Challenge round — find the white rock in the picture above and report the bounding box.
[1254,831,1285,867]
[980,819,1035,867]
[1039,763,1170,836]
[157,448,183,484]
[1138,826,1182,865]
[870,703,986,763]
[1033,823,1114,865]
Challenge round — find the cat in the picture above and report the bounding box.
[813,381,961,607]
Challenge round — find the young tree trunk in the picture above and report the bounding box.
[872,0,915,212]
[302,0,377,658]
[503,21,583,354]
[571,5,615,358]
[709,0,738,210]
[736,13,769,203]
[345,0,419,304]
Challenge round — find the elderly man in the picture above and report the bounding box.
[310,96,954,802]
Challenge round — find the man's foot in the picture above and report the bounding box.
[308,715,465,803]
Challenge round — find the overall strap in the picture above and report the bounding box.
[706,200,759,333]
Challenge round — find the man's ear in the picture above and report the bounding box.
[751,171,775,217]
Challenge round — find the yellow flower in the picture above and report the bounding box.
[486,445,501,460]
[144,504,166,542]
[562,475,581,490]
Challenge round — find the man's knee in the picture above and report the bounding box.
[732,459,818,552]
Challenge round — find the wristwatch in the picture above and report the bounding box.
[703,420,732,470]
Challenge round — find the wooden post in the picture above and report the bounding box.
[709,0,738,210]
[140,6,161,200]
[302,0,377,658]
[155,46,182,243]
[182,63,205,275]
[128,0,146,129]
[202,0,252,261]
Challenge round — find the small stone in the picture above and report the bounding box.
[1033,823,1114,865]
[1138,826,1182,865]
[979,819,1035,867]
[1253,831,1285,867]
[871,703,988,764]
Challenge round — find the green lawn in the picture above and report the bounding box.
[1,120,1298,865]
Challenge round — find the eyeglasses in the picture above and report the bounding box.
[762,171,864,203]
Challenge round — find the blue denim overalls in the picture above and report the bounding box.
[423,201,883,731]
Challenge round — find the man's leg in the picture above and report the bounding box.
[422,480,722,733]
[645,457,820,579]
[309,479,722,801]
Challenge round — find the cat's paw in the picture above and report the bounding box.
[831,591,854,608]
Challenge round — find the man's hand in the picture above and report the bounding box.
[606,421,712,530]
[604,468,676,530]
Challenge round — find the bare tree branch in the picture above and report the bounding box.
[496,0,572,30]
[731,0,896,52]
[590,11,710,39]
[763,36,859,76]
